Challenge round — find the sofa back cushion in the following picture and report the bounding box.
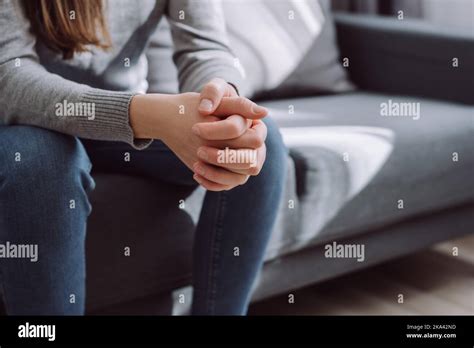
[268,0,355,98]
[146,0,354,97]
[223,0,325,96]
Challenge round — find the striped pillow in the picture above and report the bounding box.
[223,0,325,96]
[145,0,353,97]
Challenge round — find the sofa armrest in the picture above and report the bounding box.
[334,13,474,105]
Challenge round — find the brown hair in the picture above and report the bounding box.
[22,0,111,59]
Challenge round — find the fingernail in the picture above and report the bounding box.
[192,125,200,136]
[194,163,205,176]
[193,174,202,184]
[199,99,213,112]
[252,104,268,115]
[197,149,208,160]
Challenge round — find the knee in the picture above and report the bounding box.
[262,117,288,177]
[0,126,94,195]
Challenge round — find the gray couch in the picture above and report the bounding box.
[4,14,470,315]
[78,14,474,315]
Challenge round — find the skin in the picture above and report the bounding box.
[129,78,269,191]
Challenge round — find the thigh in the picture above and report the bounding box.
[0,125,92,315]
[82,138,197,187]
[0,125,92,182]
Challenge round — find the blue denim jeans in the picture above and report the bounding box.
[0,119,287,315]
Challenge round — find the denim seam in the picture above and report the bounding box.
[206,191,227,315]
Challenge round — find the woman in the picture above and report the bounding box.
[0,0,287,315]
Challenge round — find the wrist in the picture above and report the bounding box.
[129,93,174,140]
[129,94,150,138]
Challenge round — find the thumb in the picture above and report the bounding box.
[213,97,268,120]
[198,78,228,115]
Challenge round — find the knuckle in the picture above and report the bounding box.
[250,134,264,148]
[227,122,241,137]
[236,97,249,110]
[249,166,261,176]
[261,124,268,140]
[204,83,221,97]
[195,125,207,137]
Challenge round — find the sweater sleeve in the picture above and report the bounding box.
[0,0,151,149]
[166,0,248,95]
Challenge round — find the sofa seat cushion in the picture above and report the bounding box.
[261,91,474,255]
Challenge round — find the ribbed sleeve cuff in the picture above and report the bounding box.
[182,65,249,97]
[80,90,153,150]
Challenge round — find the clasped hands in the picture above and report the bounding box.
[129,78,268,191]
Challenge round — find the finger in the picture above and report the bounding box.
[225,82,240,97]
[203,115,220,123]
[214,97,268,120]
[193,173,231,192]
[197,146,259,170]
[191,115,221,137]
[208,120,267,149]
[192,115,248,140]
[252,144,266,176]
[199,78,228,115]
[225,145,266,176]
[193,161,249,186]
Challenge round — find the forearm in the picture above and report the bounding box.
[166,0,246,95]
[0,61,150,148]
[0,0,148,149]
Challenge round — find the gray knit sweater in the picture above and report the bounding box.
[0,0,244,148]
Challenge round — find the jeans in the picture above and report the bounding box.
[0,119,287,315]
